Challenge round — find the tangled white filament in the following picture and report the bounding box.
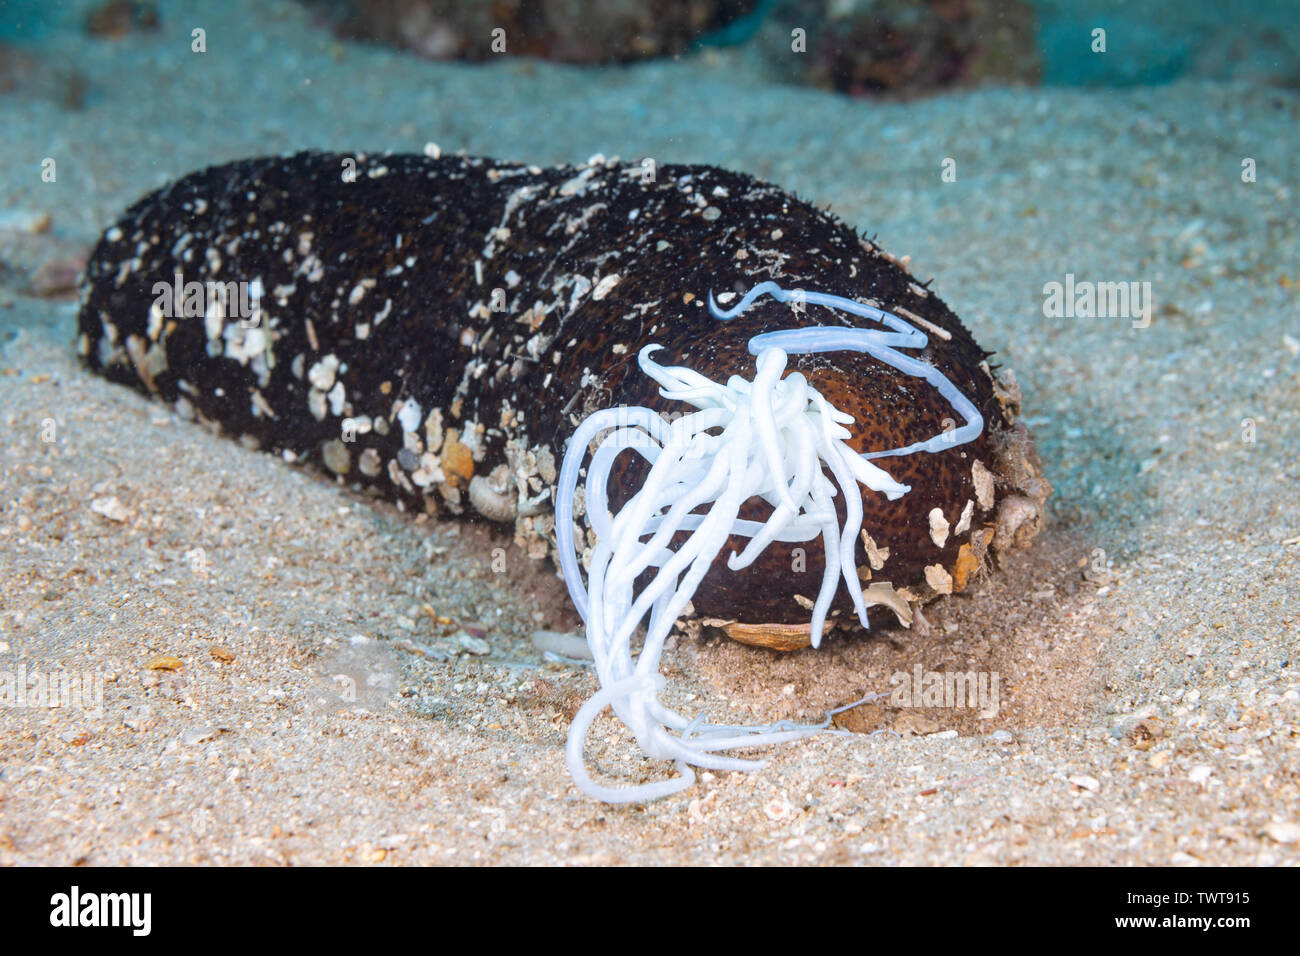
[554,282,983,803]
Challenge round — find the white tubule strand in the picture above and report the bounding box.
[557,343,912,803]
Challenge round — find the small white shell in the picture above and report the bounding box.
[468,467,516,523]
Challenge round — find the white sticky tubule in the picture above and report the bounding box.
[555,282,984,803]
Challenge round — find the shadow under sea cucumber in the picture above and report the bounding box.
[77,149,1051,648]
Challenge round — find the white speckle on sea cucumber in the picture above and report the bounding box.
[147,300,164,341]
[929,508,950,548]
[954,499,975,536]
[972,460,996,510]
[925,564,954,594]
[411,453,445,488]
[307,354,339,391]
[348,278,376,305]
[243,325,266,358]
[388,458,414,493]
[861,531,890,570]
[397,399,422,435]
[308,388,327,421]
[204,296,226,341]
[592,273,620,301]
[359,447,382,477]
[424,408,444,453]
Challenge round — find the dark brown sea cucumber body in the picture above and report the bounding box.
[78,150,1039,632]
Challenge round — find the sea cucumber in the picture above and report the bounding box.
[78,149,1052,798]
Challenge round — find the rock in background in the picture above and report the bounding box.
[292,0,1299,94]
[300,0,761,63]
[757,0,1039,95]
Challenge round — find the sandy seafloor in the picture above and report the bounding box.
[0,0,1297,865]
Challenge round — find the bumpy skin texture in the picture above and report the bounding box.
[78,150,1026,632]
